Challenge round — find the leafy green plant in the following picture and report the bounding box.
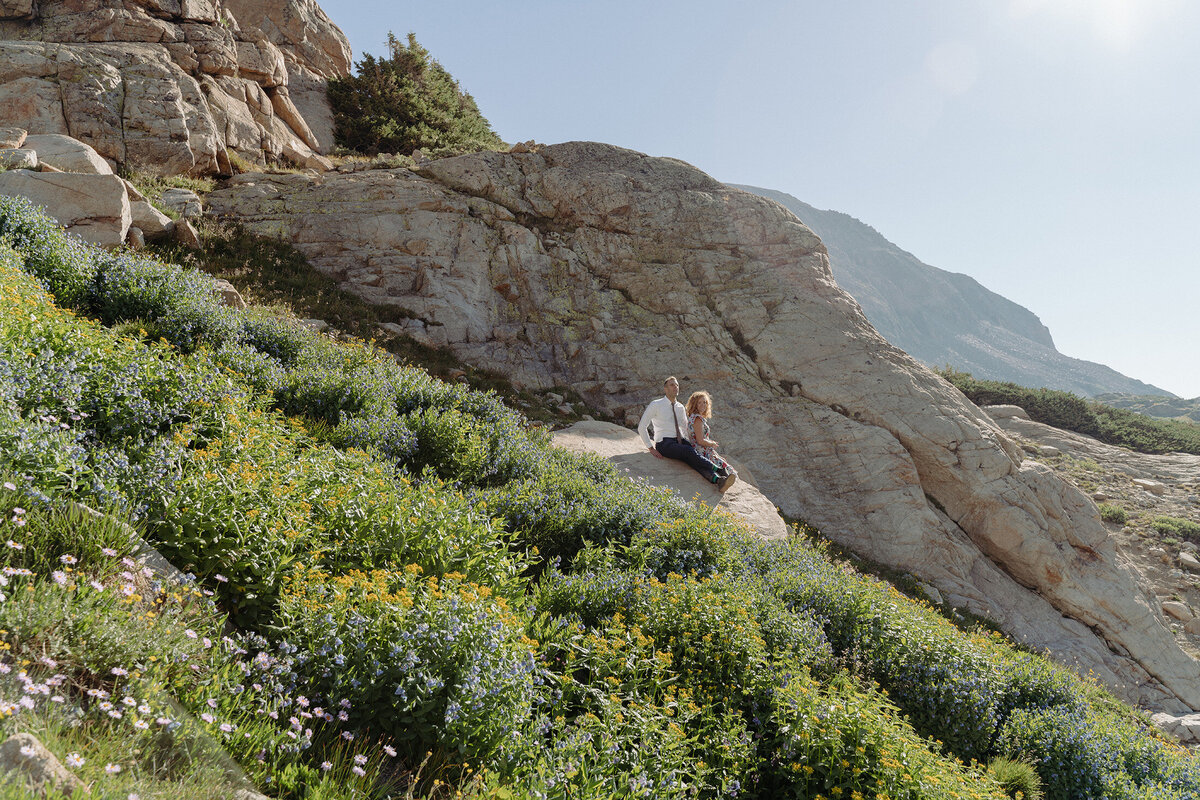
[0,195,96,306]
[1152,516,1200,543]
[1098,503,1129,525]
[276,565,540,766]
[327,32,506,157]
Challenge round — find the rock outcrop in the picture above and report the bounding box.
[551,420,788,542]
[0,130,173,246]
[0,0,351,175]
[206,141,1200,712]
[0,169,132,246]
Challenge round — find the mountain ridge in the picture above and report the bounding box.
[731,183,1175,399]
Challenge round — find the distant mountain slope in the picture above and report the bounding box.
[731,184,1173,398]
[1096,394,1200,423]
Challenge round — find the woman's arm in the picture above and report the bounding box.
[692,416,717,448]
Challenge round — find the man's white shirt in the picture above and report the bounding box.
[638,396,689,449]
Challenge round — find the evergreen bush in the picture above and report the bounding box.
[328,32,505,157]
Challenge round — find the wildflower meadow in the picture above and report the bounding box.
[1,194,1198,798]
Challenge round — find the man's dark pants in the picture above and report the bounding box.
[656,437,724,481]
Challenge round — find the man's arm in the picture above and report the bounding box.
[637,401,657,451]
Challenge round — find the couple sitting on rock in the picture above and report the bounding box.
[637,376,738,492]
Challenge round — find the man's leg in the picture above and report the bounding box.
[656,438,722,481]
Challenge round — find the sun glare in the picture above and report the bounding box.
[1008,0,1180,52]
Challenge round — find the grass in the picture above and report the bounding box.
[121,172,217,219]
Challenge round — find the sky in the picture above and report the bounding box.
[322,0,1200,398]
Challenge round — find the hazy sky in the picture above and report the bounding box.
[323,0,1200,398]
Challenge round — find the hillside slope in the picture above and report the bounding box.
[1099,393,1200,423]
[4,194,1200,799]
[206,142,1200,714]
[731,184,1172,398]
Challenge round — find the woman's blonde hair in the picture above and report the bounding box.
[685,391,712,418]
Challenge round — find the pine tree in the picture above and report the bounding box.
[327,32,506,157]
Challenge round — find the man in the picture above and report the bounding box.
[637,376,737,492]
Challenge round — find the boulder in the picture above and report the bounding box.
[212,278,246,309]
[0,170,130,246]
[206,142,1200,712]
[0,146,34,169]
[918,581,944,606]
[23,133,111,174]
[1181,551,1200,573]
[160,187,204,218]
[121,178,174,238]
[1153,711,1200,744]
[0,126,25,148]
[551,420,789,542]
[1134,478,1167,496]
[983,404,1030,420]
[1163,600,1193,621]
[171,216,201,248]
[0,732,88,797]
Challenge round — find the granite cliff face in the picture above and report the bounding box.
[733,186,1173,398]
[0,0,350,175]
[206,142,1200,712]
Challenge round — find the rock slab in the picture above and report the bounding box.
[0,169,131,246]
[0,732,87,797]
[551,420,789,542]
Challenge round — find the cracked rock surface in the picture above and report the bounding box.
[206,141,1200,712]
[0,0,349,174]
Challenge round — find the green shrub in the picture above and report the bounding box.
[1098,503,1129,525]
[1152,516,1200,543]
[276,565,540,765]
[404,405,493,481]
[757,671,1008,799]
[87,250,240,352]
[0,194,96,306]
[988,756,1044,799]
[327,32,505,157]
[487,450,687,565]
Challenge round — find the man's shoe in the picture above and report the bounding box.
[717,470,737,493]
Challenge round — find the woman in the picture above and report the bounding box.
[685,390,733,479]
